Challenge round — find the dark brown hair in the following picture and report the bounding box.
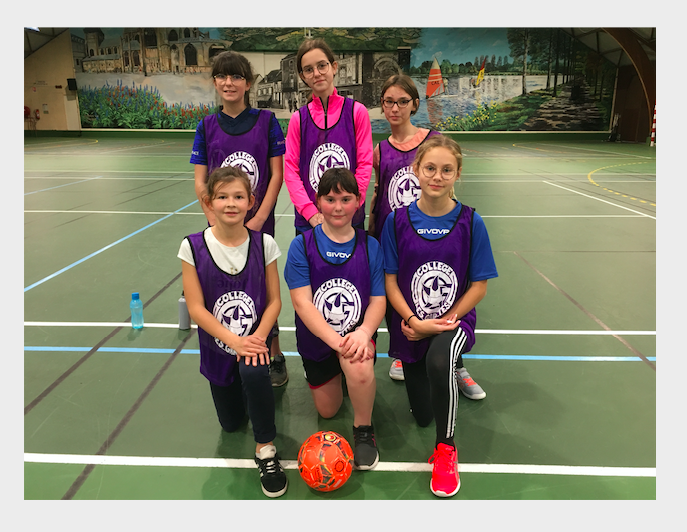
[210,51,254,107]
[380,74,420,116]
[296,38,336,73]
[316,167,360,199]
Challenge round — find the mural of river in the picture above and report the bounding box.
[369,75,555,133]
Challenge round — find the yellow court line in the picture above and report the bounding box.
[511,143,570,155]
[24,139,100,151]
[587,162,656,207]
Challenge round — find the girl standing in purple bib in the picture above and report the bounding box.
[284,38,373,235]
[285,168,386,470]
[179,166,287,498]
[190,51,288,387]
[369,75,485,395]
[380,135,498,497]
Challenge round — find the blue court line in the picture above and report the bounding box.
[23,346,656,362]
[24,175,103,195]
[24,200,199,293]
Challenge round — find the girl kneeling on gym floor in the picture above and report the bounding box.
[285,167,386,470]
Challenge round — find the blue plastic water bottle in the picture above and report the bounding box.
[130,292,144,329]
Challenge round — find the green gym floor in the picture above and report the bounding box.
[23,133,656,510]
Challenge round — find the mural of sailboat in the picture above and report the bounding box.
[474,57,487,87]
[425,56,446,99]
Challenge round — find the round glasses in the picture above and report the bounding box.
[382,98,413,109]
[214,74,246,83]
[420,164,458,180]
[301,61,330,78]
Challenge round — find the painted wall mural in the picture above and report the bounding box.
[70,28,616,133]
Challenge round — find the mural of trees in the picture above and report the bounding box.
[217,27,423,52]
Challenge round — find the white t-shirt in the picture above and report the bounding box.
[178,227,281,275]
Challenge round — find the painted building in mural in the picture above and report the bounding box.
[278,51,401,110]
[79,27,231,75]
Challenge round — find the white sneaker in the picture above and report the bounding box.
[389,358,405,381]
[456,367,486,400]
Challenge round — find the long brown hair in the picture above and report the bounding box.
[296,38,336,73]
[296,38,337,103]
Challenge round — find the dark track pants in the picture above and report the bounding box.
[401,327,468,447]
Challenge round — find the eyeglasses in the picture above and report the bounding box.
[420,164,458,180]
[382,98,413,109]
[214,74,246,83]
[301,61,330,78]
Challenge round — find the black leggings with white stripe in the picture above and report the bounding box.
[402,327,468,448]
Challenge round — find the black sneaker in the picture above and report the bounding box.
[269,352,288,387]
[254,445,288,498]
[352,424,379,470]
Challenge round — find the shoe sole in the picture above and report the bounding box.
[354,454,379,470]
[389,374,405,381]
[430,477,461,497]
[261,479,288,498]
[459,388,486,400]
[271,375,289,387]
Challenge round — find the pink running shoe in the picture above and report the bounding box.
[428,443,461,497]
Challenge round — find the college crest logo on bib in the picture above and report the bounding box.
[388,166,421,210]
[411,261,458,319]
[221,151,259,192]
[312,278,361,335]
[309,143,350,192]
[213,291,257,355]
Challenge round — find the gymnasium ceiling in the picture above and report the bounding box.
[24,27,68,59]
[561,28,656,68]
[25,27,656,68]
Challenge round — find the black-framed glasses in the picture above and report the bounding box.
[214,74,246,83]
[420,164,458,180]
[301,61,330,78]
[382,98,413,109]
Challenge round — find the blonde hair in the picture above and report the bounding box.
[413,135,463,199]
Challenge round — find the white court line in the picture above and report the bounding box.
[25,176,192,181]
[24,210,646,219]
[24,176,102,196]
[23,322,656,335]
[24,172,655,179]
[543,181,656,219]
[25,153,193,158]
[25,210,203,215]
[25,170,193,175]
[545,143,656,160]
[23,453,655,477]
